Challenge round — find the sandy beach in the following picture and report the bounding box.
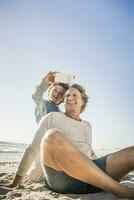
[0,162,134,200]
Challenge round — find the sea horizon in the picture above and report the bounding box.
[0,140,121,162]
[0,140,27,162]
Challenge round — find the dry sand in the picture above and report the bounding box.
[0,162,134,200]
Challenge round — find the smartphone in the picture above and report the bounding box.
[55,73,75,84]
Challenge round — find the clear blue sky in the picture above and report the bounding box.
[0,0,134,149]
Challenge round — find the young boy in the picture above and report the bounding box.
[32,71,69,124]
[29,71,69,182]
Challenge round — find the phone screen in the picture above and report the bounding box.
[55,73,75,84]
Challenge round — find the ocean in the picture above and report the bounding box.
[0,141,119,162]
[0,141,27,162]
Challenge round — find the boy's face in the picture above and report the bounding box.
[49,85,66,105]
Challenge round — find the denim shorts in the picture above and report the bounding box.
[43,155,108,194]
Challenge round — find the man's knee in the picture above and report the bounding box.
[41,128,65,147]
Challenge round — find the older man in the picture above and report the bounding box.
[7,84,134,199]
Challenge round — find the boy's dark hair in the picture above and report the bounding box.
[48,82,69,94]
[56,82,69,91]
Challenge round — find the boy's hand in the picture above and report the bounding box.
[43,71,57,85]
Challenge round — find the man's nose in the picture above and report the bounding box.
[68,95,74,100]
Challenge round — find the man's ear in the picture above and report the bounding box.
[81,99,85,106]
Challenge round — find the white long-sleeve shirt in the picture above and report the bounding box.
[16,112,95,178]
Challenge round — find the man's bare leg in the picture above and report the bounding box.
[40,129,134,199]
[106,146,134,180]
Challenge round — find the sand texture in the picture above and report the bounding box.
[0,162,134,200]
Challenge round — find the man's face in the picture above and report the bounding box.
[64,87,84,113]
[49,85,66,105]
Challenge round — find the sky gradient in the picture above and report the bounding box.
[0,0,134,149]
